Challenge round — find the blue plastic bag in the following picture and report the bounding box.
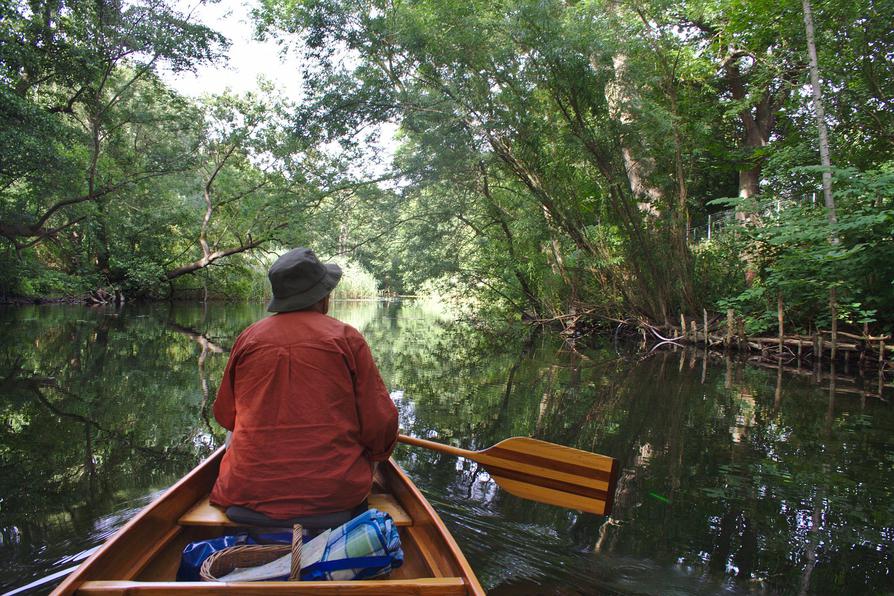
[176,533,254,581]
[177,530,299,581]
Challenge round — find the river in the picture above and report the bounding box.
[1,301,892,594]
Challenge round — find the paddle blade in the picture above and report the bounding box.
[477,437,618,516]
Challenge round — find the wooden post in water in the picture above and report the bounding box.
[858,327,866,371]
[703,309,709,345]
[680,313,687,342]
[830,293,838,362]
[726,309,734,350]
[818,333,824,364]
[690,320,698,344]
[777,292,784,356]
[879,341,886,399]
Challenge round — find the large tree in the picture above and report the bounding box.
[252,0,893,330]
[0,0,225,287]
[256,0,735,322]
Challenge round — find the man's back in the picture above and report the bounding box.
[210,310,398,518]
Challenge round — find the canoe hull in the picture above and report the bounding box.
[52,448,484,595]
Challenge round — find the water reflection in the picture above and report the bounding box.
[0,302,892,594]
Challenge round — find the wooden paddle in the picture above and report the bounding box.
[398,434,619,516]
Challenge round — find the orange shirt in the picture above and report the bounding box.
[210,310,398,518]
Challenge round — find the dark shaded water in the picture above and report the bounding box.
[1,302,892,595]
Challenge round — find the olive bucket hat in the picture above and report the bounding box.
[267,248,342,313]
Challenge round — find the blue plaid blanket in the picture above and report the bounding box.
[301,508,404,581]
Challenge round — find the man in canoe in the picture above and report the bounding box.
[209,247,399,528]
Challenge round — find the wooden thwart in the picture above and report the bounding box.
[178,494,411,527]
[398,435,618,516]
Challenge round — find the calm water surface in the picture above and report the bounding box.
[1,302,892,594]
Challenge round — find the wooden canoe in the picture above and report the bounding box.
[51,447,485,595]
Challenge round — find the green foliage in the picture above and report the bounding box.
[330,257,379,299]
[252,0,893,330]
[692,235,748,311]
[715,167,894,332]
[0,251,88,298]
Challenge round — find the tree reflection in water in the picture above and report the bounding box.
[0,301,891,594]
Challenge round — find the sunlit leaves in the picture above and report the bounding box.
[716,167,894,331]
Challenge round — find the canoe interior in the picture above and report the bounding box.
[52,448,484,595]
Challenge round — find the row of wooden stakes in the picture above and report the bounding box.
[668,309,892,370]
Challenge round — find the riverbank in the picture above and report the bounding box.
[9,292,892,375]
[0,295,84,306]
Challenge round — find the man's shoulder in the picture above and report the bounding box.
[240,312,364,346]
[321,313,360,335]
[239,315,277,337]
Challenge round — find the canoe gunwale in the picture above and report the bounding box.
[73,577,470,594]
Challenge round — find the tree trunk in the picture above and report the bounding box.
[802,0,838,357]
[737,167,761,203]
[602,51,664,217]
[802,0,835,225]
[726,62,775,203]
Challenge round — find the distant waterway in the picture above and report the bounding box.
[1,301,892,594]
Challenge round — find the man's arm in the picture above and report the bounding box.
[212,336,243,431]
[350,333,399,461]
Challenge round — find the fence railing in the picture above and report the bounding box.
[688,193,820,243]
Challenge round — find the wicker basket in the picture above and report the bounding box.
[199,524,303,582]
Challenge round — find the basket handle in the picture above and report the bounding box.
[289,524,303,581]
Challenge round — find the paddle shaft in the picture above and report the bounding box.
[398,434,476,459]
